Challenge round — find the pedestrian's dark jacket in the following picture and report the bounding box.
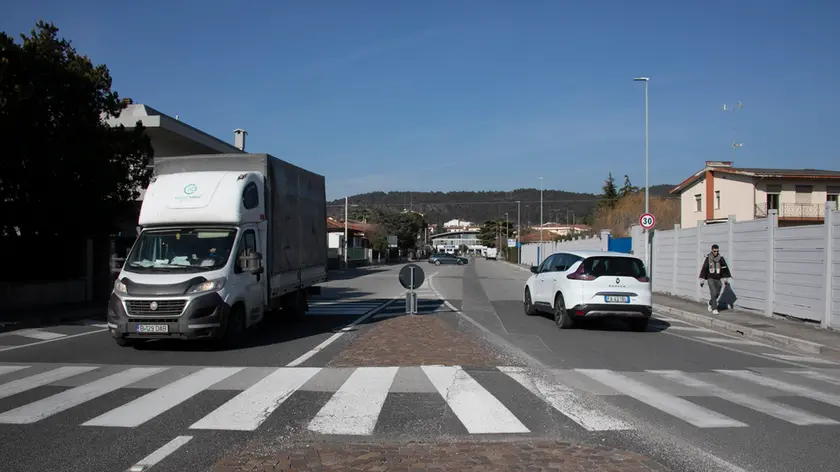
[699,253,732,280]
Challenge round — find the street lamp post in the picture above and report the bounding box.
[539,177,544,264]
[505,212,509,257]
[634,76,650,269]
[516,200,521,263]
[344,196,349,267]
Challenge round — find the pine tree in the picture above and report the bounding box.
[620,175,638,197]
[600,173,619,209]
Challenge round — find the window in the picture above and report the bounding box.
[795,185,813,204]
[583,256,646,278]
[715,190,720,210]
[242,182,259,210]
[694,194,702,212]
[236,229,258,272]
[827,186,839,210]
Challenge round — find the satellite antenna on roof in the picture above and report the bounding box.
[722,100,744,158]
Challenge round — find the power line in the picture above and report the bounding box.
[326,196,677,209]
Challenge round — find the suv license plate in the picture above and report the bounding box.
[604,296,630,303]
[136,324,168,333]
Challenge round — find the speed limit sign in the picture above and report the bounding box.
[640,213,656,229]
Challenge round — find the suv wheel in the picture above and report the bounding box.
[524,288,537,316]
[553,293,574,329]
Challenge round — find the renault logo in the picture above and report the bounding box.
[149,301,158,311]
[616,278,620,284]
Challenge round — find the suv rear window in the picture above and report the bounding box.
[583,256,646,277]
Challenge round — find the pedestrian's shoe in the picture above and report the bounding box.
[707,305,713,312]
[712,309,719,315]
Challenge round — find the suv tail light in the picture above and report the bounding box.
[566,264,596,281]
[636,276,650,283]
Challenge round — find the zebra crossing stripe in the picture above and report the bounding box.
[0,366,99,400]
[129,435,193,472]
[498,367,632,431]
[83,367,244,427]
[0,367,168,424]
[8,329,66,341]
[649,370,838,426]
[716,369,840,408]
[308,367,398,435]
[0,365,29,377]
[190,367,320,431]
[576,369,748,428]
[786,370,840,386]
[422,365,530,434]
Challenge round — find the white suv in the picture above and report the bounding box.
[523,250,652,331]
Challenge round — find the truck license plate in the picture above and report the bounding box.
[136,324,168,333]
[604,296,630,303]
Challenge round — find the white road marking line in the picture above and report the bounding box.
[576,369,747,428]
[665,326,715,333]
[80,319,109,328]
[694,337,765,346]
[308,366,398,435]
[128,435,192,472]
[716,369,840,408]
[0,328,108,352]
[5,329,66,340]
[764,354,838,365]
[286,299,396,367]
[0,365,99,400]
[786,369,840,386]
[422,365,530,434]
[0,365,29,377]
[649,370,837,426]
[0,367,167,424]
[499,366,632,431]
[83,367,244,428]
[190,367,320,431]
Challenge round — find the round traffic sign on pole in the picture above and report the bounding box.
[640,213,656,230]
[398,264,425,290]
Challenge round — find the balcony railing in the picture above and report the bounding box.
[754,203,825,220]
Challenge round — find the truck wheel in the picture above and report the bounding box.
[115,337,134,347]
[221,306,246,348]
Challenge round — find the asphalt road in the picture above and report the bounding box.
[1,258,839,472]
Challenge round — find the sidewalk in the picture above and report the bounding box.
[654,293,840,360]
[0,301,104,333]
[208,313,671,472]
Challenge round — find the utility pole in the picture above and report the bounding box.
[723,101,744,158]
[505,212,509,258]
[539,177,544,264]
[344,196,349,268]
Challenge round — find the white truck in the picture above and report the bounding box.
[108,153,327,348]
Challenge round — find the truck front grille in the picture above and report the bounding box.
[125,299,187,317]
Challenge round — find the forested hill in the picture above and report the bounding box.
[327,184,675,226]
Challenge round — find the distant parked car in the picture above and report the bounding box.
[523,250,652,331]
[428,253,468,265]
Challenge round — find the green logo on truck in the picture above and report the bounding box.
[184,184,198,195]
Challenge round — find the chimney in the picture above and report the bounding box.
[706,160,733,168]
[233,128,247,151]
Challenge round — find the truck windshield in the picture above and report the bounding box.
[124,228,237,273]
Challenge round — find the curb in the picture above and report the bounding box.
[0,307,104,333]
[653,304,840,359]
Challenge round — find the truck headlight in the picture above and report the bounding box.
[187,277,227,294]
[113,279,127,295]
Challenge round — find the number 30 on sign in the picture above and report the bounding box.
[640,213,656,229]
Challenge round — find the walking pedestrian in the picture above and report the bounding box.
[699,244,732,315]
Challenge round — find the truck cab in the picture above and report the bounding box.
[109,170,269,347]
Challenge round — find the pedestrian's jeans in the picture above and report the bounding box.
[707,278,723,309]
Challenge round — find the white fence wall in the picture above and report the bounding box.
[636,203,839,329]
[520,231,609,266]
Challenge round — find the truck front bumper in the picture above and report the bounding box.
[108,292,231,341]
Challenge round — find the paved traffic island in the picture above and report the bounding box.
[209,440,670,472]
[327,314,506,367]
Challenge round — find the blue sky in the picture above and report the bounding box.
[2,0,838,200]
